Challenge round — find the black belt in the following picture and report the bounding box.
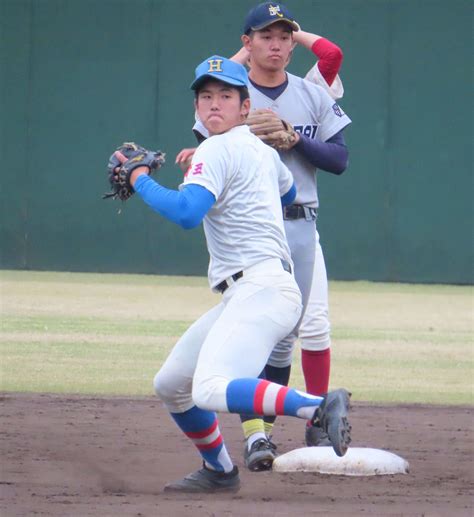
[283,204,317,221]
[215,259,292,294]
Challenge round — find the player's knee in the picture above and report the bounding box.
[153,370,195,413]
[153,369,174,404]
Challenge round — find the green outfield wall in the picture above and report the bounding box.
[1,0,472,283]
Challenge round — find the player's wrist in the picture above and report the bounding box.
[292,132,300,147]
[293,30,320,51]
[130,166,150,186]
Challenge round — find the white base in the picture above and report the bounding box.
[272,447,409,476]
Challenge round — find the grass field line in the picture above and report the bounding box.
[0,332,176,346]
[1,270,472,404]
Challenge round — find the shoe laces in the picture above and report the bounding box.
[267,438,277,452]
[251,438,272,452]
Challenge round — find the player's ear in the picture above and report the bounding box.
[241,98,251,119]
[241,34,251,51]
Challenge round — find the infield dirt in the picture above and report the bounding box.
[1,393,472,516]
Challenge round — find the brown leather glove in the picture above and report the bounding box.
[246,109,298,151]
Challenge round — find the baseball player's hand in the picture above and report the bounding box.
[114,151,149,186]
[103,142,165,201]
[176,148,197,173]
[229,47,250,66]
[246,109,300,151]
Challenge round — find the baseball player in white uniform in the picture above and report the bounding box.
[179,2,351,471]
[114,55,351,493]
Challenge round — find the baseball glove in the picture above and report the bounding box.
[246,109,298,151]
[103,142,166,201]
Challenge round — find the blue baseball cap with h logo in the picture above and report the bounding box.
[190,55,249,90]
[243,2,300,34]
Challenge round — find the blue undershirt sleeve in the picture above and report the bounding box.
[281,183,296,206]
[134,175,216,229]
[293,129,349,174]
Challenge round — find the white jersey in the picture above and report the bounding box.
[248,73,351,208]
[193,73,351,208]
[181,124,294,290]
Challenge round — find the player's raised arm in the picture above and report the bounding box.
[229,47,250,65]
[292,28,345,99]
[293,30,343,87]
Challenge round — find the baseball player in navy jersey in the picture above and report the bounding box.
[114,55,351,492]
[177,2,351,471]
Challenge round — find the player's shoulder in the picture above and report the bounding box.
[197,131,228,152]
[193,133,228,166]
[195,126,247,164]
[287,72,328,98]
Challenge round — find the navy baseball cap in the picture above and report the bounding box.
[243,2,300,35]
[191,55,249,90]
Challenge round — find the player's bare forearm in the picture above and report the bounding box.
[293,30,321,50]
[230,47,250,65]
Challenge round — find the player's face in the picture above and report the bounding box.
[195,81,250,136]
[243,23,293,72]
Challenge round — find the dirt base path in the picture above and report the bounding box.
[1,393,472,516]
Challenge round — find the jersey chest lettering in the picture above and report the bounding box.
[293,124,318,139]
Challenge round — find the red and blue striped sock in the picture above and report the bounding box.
[170,406,233,472]
[226,378,323,419]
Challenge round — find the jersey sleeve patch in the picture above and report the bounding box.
[184,162,204,178]
[332,103,345,117]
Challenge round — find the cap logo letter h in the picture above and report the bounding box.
[207,59,223,72]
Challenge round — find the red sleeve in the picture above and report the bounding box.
[311,38,343,86]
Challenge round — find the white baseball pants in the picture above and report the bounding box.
[153,259,302,414]
[268,224,331,367]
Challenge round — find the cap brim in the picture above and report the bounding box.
[250,18,300,32]
[190,73,247,90]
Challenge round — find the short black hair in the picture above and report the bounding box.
[194,78,249,103]
[237,86,250,103]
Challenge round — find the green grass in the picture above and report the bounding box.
[1,314,190,336]
[1,270,472,404]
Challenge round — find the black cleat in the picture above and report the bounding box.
[267,437,278,453]
[164,464,240,493]
[305,423,332,447]
[311,389,352,457]
[243,438,277,472]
